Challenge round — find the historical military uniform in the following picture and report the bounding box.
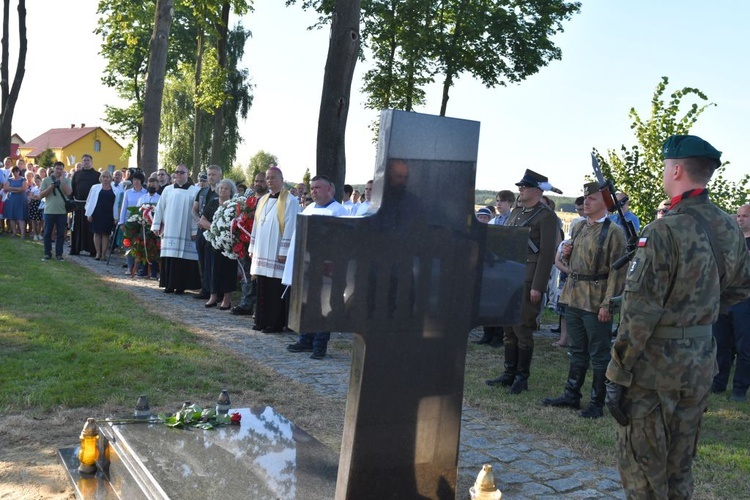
[606,136,750,499]
[544,182,626,417]
[487,169,559,394]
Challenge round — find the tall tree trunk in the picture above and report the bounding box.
[139,0,173,176]
[0,0,26,159]
[210,1,230,168]
[191,28,204,178]
[316,0,361,201]
[439,69,452,116]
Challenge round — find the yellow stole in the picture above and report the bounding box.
[255,189,289,234]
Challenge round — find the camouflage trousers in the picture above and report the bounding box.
[616,383,710,499]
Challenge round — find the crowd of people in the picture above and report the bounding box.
[474,135,750,499]
[3,134,749,499]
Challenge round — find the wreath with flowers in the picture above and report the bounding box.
[121,204,160,265]
[204,196,255,261]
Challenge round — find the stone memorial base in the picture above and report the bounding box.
[57,407,338,499]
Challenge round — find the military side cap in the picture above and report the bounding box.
[198,172,208,181]
[662,135,721,166]
[583,182,600,197]
[476,207,493,218]
[515,169,548,189]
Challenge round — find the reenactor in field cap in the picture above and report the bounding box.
[486,169,560,394]
[543,181,626,418]
[605,135,750,499]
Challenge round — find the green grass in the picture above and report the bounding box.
[464,328,750,498]
[0,237,268,413]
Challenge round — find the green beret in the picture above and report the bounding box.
[662,135,721,166]
[583,182,600,197]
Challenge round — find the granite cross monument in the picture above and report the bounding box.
[289,109,528,499]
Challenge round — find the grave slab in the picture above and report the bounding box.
[58,406,338,499]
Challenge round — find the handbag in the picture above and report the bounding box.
[55,184,82,212]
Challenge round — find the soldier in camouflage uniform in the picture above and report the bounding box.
[605,135,750,499]
[487,169,559,394]
[543,182,626,418]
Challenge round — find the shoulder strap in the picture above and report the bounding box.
[593,218,611,274]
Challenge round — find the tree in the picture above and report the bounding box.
[302,167,311,191]
[315,0,361,201]
[38,148,55,169]
[0,0,26,160]
[139,0,174,176]
[248,150,278,181]
[96,0,195,168]
[159,23,252,172]
[432,0,581,116]
[596,77,749,225]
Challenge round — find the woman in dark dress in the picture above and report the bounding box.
[199,179,238,310]
[84,171,118,260]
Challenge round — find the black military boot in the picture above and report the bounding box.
[542,365,586,409]
[486,344,518,387]
[509,347,533,395]
[580,369,607,418]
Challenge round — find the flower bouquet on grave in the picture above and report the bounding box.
[121,204,160,269]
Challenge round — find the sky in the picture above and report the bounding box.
[6,0,750,197]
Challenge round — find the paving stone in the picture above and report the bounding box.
[509,459,548,476]
[499,471,533,484]
[519,482,555,496]
[546,477,584,493]
[489,449,522,463]
[569,488,609,498]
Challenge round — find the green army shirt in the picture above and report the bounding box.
[607,191,750,389]
[560,218,627,314]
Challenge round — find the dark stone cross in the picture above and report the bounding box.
[289,110,528,499]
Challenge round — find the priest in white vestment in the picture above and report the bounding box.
[151,165,202,294]
[248,166,300,332]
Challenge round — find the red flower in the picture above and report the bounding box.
[123,238,132,247]
[230,412,242,425]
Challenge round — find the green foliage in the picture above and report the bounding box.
[159,23,253,170]
[224,163,247,184]
[96,0,197,158]
[596,77,749,225]
[159,403,233,429]
[37,148,56,169]
[248,150,278,181]
[302,167,311,188]
[292,0,580,120]
[195,47,228,111]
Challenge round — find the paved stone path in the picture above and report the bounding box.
[68,250,624,499]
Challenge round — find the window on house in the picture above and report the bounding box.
[94,140,101,152]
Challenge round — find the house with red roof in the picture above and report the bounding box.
[18,124,127,170]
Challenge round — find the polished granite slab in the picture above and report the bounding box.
[58,406,338,500]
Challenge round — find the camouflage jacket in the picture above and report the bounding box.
[560,218,627,314]
[607,192,750,389]
[505,203,559,292]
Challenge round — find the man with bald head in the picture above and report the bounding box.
[248,167,300,333]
